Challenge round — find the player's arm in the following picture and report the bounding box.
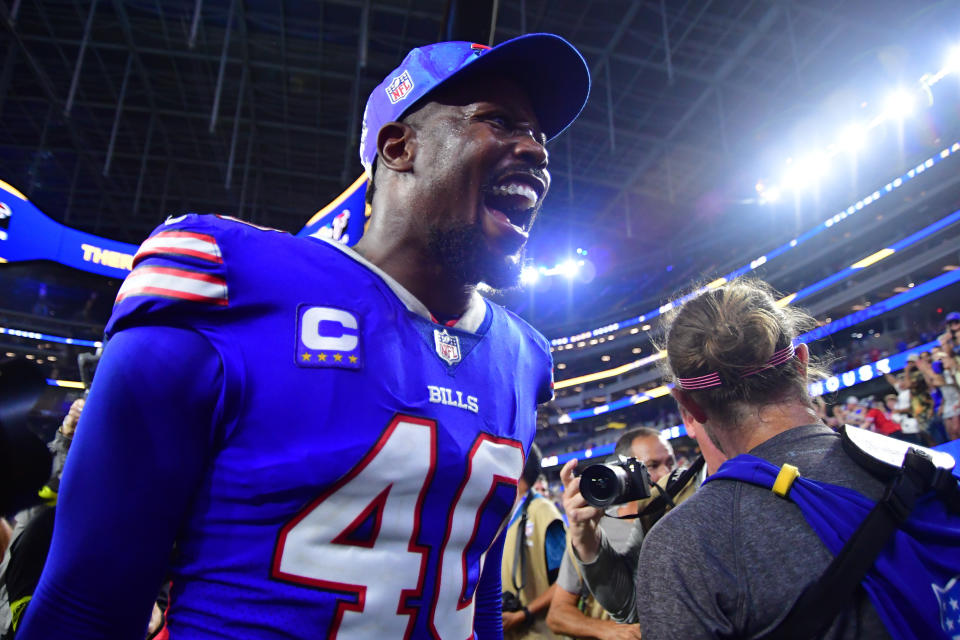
[17,326,224,639]
[473,529,506,640]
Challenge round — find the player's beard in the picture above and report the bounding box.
[427,224,524,292]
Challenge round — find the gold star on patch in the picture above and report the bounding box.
[333,353,343,362]
[318,353,327,361]
[301,353,311,362]
[349,355,358,363]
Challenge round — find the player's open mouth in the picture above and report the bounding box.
[481,176,543,238]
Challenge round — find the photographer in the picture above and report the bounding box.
[501,444,566,639]
[636,278,889,638]
[559,421,725,623]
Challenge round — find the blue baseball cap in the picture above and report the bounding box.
[946,311,960,323]
[359,33,591,176]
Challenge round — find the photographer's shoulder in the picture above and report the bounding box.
[641,478,734,549]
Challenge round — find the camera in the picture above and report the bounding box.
[77,351,102,395]
[579,456,652,507]
[502,591,523,612]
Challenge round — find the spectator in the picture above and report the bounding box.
[882,392,923,445]
[932,348,959,441]
[636,278,888,637]
[502,444,566,639]
[941,311,960,359]
[904,354,936,443]
[863,396,902,438]
[834,395,865,428]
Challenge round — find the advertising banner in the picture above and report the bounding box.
[0,181,138,279]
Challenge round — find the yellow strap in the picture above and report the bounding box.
[37,485,58,506]
[10,595,31,630]
[772,464,800,498]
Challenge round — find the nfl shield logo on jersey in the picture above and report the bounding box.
[386,70,414,104]
[434,328,461,365]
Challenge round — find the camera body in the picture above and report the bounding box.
[502,590,523,612]
[78,351,102,392]
[579,456,652,507]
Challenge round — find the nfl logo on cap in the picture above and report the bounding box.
[434,328,461,365]
[385,70,414,104]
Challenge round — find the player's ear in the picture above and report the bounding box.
[377,122,416,173]
[671,388,708,424]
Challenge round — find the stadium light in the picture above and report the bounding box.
[883,89,915,120]
[559,259,580,279]
[946,45,960,74]
[520,265,540,285]
[762,185,782,203]
[838,123,868,154]
[782,154,828,190]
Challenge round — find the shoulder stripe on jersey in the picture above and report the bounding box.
[116,265,228,305]
[133,231,223,267]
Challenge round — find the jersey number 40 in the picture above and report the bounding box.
[271,414,523,639]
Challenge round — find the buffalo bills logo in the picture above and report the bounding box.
[385,70,414,104]
[434,328,461,365]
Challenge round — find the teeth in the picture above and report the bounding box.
[490,182,538,207]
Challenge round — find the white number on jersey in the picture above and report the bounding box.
[271,415,524,638]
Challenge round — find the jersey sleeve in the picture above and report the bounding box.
[473,529,506,640]
[530,329,554,405]
[106,214,230,339]
[538,348,555,405]
[17,326,225,639]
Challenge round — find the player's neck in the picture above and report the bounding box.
[352,237,475,319]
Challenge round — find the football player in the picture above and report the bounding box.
[19,34,589,639]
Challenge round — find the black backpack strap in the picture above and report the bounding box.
[511,490,533,593]
[755,447,936,640]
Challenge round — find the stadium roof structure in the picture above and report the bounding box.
[1,1,958,329]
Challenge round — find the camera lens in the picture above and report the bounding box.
[580,464,627,507]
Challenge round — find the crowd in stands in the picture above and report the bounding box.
[822,314,960,446]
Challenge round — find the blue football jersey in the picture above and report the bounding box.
[105,214,553,638]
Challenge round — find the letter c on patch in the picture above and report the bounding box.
[301,307,358,352]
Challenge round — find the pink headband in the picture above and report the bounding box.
[676,343,796,391]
